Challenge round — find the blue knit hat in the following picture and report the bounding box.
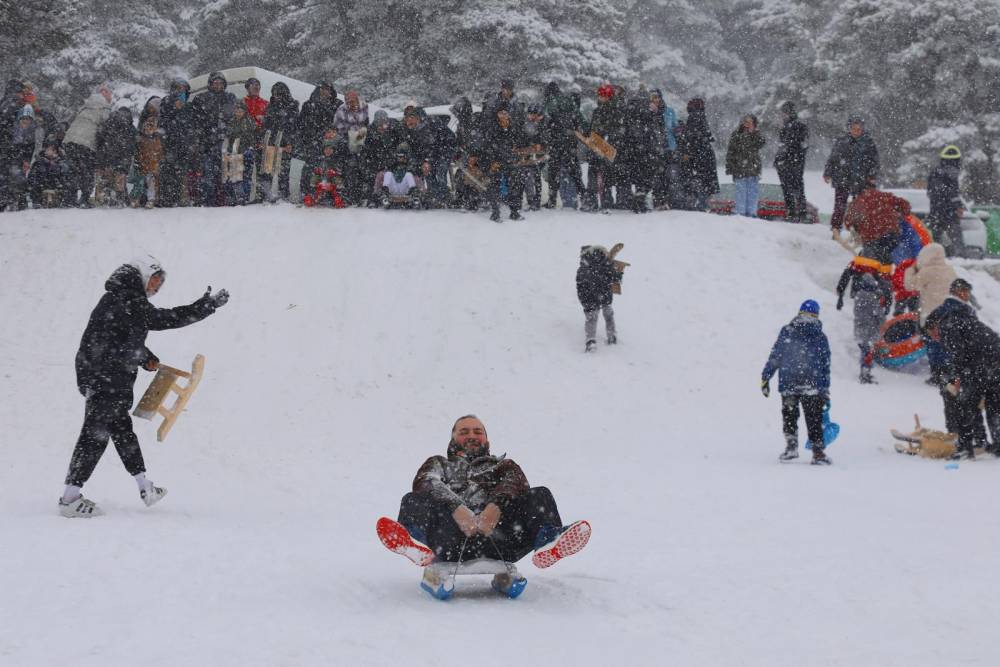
[799,299,820,315]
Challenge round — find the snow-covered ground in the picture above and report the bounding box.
[2,198,999,666]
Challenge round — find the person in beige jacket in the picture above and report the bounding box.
[904,243,957,326]
[905,242,957,383]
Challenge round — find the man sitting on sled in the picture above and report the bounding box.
[377,414,591,599]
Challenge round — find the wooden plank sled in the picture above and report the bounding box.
[133,354,205,442]
[575,130,617,162]
[608,242,631,295]
[891,414,957,458]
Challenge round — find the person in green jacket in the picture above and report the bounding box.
[725,114,765,217]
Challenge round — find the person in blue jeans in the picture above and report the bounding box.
[761,300,833,465]
[725,114,765,217]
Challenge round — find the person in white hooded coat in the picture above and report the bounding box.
[904,243,957,327]
[63,86,112,206]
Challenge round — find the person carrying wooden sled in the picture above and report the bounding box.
[59,256,229,518]
[761,300,833,465]
[376,415,591,599]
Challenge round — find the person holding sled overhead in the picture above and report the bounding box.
[376,415,591,599]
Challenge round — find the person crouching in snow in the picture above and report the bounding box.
[761,300,832,465]
[379,148,419,208]
[836,254,892,384]
[59,256,229,518]
[376,415,591,598]
[576,245,622,352]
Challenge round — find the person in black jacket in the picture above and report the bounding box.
[94,107,136,207]
[926,145,966,257]
[28,139,71,207]
[362,110,402,207]
[824,115,879,237]
[190,72,237,206]
[482,102,525,222]
[774,102,809,223]
[677,98,719,211]
[576,245,622,352]
[296,82,341,197]
[59,257,229,518]
[158,79,193,207]
[619,91,664,213]
[926,279,1000,459]
[584,84,623,210]
[261,82,299,202]
[542,82,585,209]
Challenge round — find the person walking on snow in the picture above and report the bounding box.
[59,256,229,517]
[836,254,892,384]
[577,245,622,352]
[376,415,591,599]
[761,300,833,465]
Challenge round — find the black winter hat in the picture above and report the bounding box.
[687,98,705,112]
[545,81,561,97]
[208,71,227,87]
[780,101,796,115]
[500,78,515,91]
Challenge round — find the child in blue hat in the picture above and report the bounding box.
[761,300,833,465]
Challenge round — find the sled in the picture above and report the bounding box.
[454,164,488,193]
[608,242,631,294]
[805,401,840,450]
[222,138,244,184]
[891,414,957,459]
[875,313,927,369]
[421,558,526,601]
[575,130,617,162]
[133,354,205,442]
[513,148,549,168]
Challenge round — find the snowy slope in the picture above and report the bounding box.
[1,203,999,667]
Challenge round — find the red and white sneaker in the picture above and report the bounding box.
[532,520,592,569]
[376,517,435,566]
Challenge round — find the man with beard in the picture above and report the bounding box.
[376,415,592,598]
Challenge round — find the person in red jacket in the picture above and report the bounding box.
[243,77,268,129]
[843,187,911,264]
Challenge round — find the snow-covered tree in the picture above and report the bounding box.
[792,0,1000,197]
[626,0,749,113]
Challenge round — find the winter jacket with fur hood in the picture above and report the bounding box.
[904,243,957,325]
[64,93,111,151]
[75,261,218,401]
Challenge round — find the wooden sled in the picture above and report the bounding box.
[133,354,205,442]
[575,130,617,162]
[454,165,488,193]
[608,242,631,295]
[891,414,957,459]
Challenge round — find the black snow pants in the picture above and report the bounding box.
[781,393,826,448]
[488,165,525,215]
[65,394,145,487]
[63,142,96,207]
[777,162,806,222]
[398,487,562,563]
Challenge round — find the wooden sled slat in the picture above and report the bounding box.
[132,354,205,442]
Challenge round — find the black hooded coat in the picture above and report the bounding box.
[75,264,218,401]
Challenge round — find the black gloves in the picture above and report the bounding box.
[836,295,844,310]
[203,286,230,308]
[761,379,770,398]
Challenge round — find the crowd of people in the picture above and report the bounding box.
[0,73,798,221]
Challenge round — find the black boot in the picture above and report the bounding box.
[490,208,501,223]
